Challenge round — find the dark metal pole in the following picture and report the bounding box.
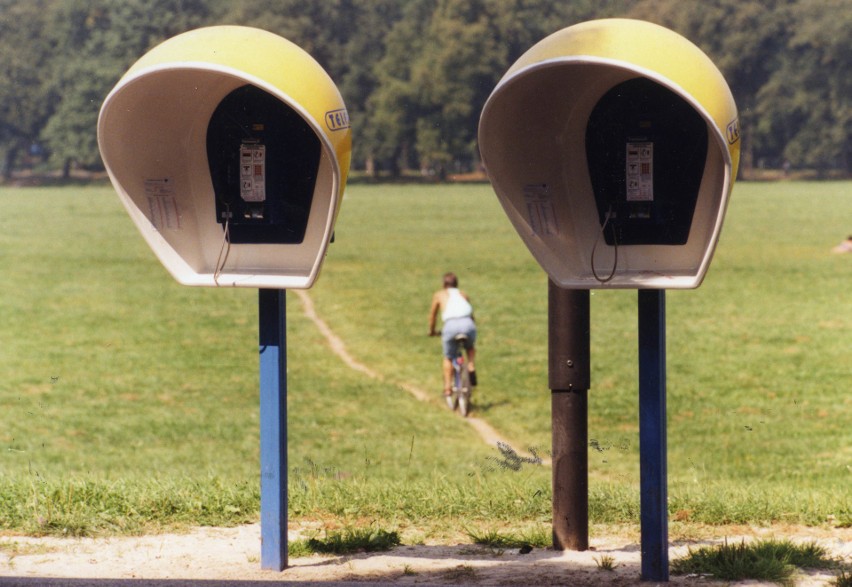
[259,288,288,571]
[548,280,590,551]
[638,289,668,581]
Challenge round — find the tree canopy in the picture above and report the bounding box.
[1,0,849,179]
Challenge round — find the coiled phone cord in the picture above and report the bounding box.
[213,206,232,286]
[591,206,618,284]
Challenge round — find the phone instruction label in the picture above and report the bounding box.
[524,184,559,236]
[239,143,266,202]
[144,178,181,230]
[626,141,654,202]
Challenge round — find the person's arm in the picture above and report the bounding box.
[428,292,441,336]
[461,290,475,322]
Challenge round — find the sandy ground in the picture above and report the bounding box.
[1,523,850,586]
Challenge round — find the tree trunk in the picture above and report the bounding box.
[62,157,73,180]
[2,145,19,182]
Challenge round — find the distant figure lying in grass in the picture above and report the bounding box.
[831,235,852,253]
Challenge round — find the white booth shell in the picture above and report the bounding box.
[479,19,740,289]
[98,26,352,289]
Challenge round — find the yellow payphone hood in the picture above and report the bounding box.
[479,18,740,289]
[115,25,352,194]
[99,26,351,289]
[500,18,740,176]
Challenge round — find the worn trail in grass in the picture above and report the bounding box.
[293,289,537,459]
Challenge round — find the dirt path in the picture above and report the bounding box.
[292,290,534,459]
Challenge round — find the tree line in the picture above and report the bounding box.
[1,0,850,181]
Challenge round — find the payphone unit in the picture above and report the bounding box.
[479,19,740,289]
[98,26,351,289]
[586,77,709,247]
[206,84,322,246]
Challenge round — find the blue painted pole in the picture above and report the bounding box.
[258,288,287,571]
[638,289,668,582]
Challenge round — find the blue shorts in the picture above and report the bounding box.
[442,317,476,358]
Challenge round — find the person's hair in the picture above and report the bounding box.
[443,272,458,288]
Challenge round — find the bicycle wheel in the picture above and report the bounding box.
[446,389,458,410]
[447,362,461,411]
[457,367,471,417]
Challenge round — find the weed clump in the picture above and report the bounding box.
[595,554,617,571]
[672,538,837,585]
[290,527,400,556]
[466,526,550,550]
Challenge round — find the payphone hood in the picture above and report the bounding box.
[479,18,740,289]
[113,25,352,188]
[494,18,740,176]
[98,26,351,289]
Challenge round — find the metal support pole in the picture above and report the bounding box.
[548,280,590,551]
[638,289,668,581]
[258,288,288,571]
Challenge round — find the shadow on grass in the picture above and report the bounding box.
[468,398,510,413]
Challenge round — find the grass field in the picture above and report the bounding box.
[0,181,849,537]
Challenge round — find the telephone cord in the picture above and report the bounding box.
[213,210,232,286]
[591,207,618,283]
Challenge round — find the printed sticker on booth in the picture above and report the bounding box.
[325,109,350,131]
[626,142,654,202]
[524,184,559,236]
[239,143,266,202]
[726,119,740,144]
[144,178,181,230]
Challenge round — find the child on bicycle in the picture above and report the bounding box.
[428,272,477,397]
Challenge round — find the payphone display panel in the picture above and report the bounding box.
[586,77,708,246]
[207,85,321,245]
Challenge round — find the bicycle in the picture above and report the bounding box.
[446,333,473,417]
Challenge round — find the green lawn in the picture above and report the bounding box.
[0,181,849,536]
[315,182,851,488]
